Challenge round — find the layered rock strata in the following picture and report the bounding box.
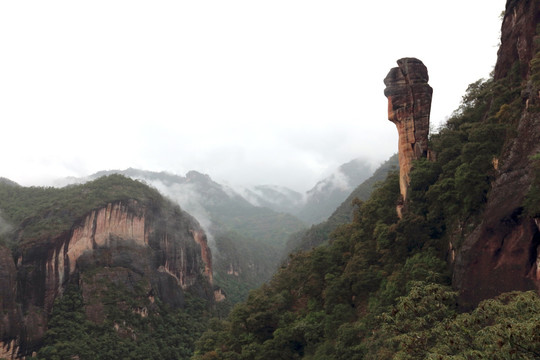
[1,199,213,358]
[384,58,433,205]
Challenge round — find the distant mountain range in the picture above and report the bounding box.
[56,156,379,305]
[239,157,375,225]
[284,154,399,255]
[295,157,374,224]
[240,184,304,215]
[86,168,304,246]
[78,168,305,307]
[84,156,376,230]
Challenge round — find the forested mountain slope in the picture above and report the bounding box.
[194,1,540,358]
[295,158,374,225]
[284,154,398,255]
[85,169,307,309]
[453,0,540,307]
[0,175,214,359]
[242,157,375,225]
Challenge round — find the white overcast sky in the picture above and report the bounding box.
[1,0,506,192]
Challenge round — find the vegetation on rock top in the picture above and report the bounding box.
[0,174,166,247]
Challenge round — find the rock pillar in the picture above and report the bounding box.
[384,58,433,205]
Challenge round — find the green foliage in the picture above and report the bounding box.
[428,291,540,359]
[34,284,95,360]
[366,282,457,359]
[194,45,535,357]
[364,286,540,360]
[529,24,540,91]
[0,175,165,246]
[194,171,455,359]
[213,230,280,309]
[284,154,399,255]
[12,18,539,357]
[524,153,540,217]
[425,80,512,231]
[33,277,209,360]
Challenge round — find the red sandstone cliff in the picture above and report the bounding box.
[0,199,213,358]
[453,0,540,308]
[384,58,433,205]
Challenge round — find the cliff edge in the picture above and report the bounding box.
[0,175,213,358]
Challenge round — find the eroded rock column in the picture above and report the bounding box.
[384,58,433,204]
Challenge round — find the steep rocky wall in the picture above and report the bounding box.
[454,0,540,308]
[494,0,540,80]
[5,199,213,357]
[0,246,20,359]
[384,58,433,204]
[192,229,213,284]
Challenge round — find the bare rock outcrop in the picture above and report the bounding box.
[0,246,20,359]
[494,0,540,80]
[384,58,433,205]
[4,198,213,357]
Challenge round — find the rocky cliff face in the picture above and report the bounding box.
[454,0,540,308]
[384,58,433,206]
[0,246,20,359]
[0,198,213,358]
[494,0,540,80]
[84,169,306,307]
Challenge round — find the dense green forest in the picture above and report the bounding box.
[87,169,307,311]
[192,39,540,359]
[0,175,214,360]
[31,284,209,360]
[0,175,165,248]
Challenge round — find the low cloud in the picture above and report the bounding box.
[132,178,216,247]
[0,211,13,236]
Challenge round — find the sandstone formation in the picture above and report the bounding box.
[454,0,540,308]
[0,198,213,358]
[384,58,433,205]
[0,246,21,359]
[494,0,540,80]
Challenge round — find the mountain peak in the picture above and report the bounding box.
[186,170,213,183]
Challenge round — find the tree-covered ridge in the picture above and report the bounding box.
[284,154,399,255]
[192,48,538,358]
[80,169,307,309]
[31,277,209,360]
[0,174,217,359]
[0,174,166,246]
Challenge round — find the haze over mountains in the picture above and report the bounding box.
[0,146,398,358]
[237,157,375,224]
[64,156,376,228]
[49,156,378,308]
[1,1,537,358]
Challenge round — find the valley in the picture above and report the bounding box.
[1,0,539,358]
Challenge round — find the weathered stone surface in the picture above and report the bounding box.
[454,0,540,309]
[5,199,213,357]
[0,246,21,359]
[384,58,433,202]
[494,0,540,80]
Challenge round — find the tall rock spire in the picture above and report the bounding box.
[384,58,433,207]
